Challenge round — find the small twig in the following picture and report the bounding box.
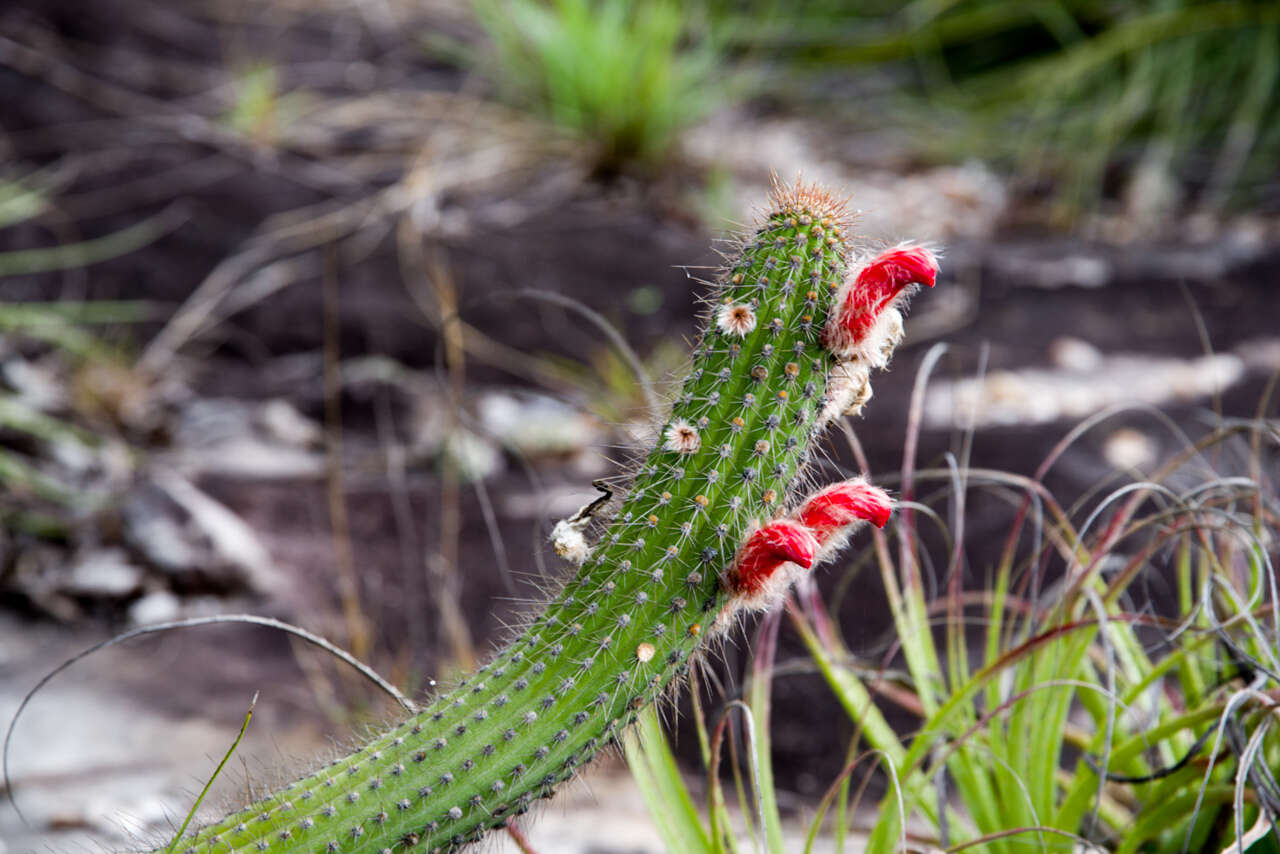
[485,288,663,426]
[427,246,478,671]
[163,693,258,854]
[322,247,370,660]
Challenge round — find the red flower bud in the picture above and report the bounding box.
[825,245,938,359]
[795,479,893,547]
[855,245,938,299]
[731,519,818,599]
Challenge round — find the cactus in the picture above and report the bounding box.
[175,182,937,854]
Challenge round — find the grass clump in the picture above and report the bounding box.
[627,372,1280,852]
[467,0,721,173]
[723,0,1280,223]
[0,167,169,578]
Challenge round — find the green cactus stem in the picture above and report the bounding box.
[176,182,919,854]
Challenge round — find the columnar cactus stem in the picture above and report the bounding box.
[177,182,935,854]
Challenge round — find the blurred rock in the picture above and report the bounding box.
[440,428,503,482]
[407,384,538,481]
[166,398,324,479]
[44,433,99,475]
[63,549,144,598]
[1235,337,1280,373]
[258,398,323,447]
[8,545,81,621]
[477,391,600,459]
[1048,337,1104,373]
[127,589,182,626]
[123,485,203,573]
[122,473,280,594]
[990,249,1111,289]
[341,353,422,391]
[1104,428,1158,471]
[2,354,65,411]
[926,352,1246,430]
[155,471,279,594]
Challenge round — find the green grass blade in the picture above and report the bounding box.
[0,206,184,276]
[624,705,713,854]
[164,693,257,854]
[746,625,786,854]
[789,610,905,769]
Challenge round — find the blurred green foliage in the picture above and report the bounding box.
[0,167,163,542]
[467,0,1277,219]
[468,0,722,172]
[729,0,1280,219]
[221,63,309,145]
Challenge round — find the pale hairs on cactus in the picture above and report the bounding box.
[168,179,938,854]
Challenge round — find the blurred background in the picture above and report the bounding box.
[1,0,1277,850]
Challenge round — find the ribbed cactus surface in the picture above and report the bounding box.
[177,184,928,854]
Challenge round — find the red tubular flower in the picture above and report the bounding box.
[731,519,818,599]
[719,482,891,625]
[825,245,938,358]
[794,479,893,550]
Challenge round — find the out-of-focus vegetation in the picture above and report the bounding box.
[0,175,183,278]
[732,0,1280,220]
[0,301,147,539]
[0,171,164,545]
[462,0,1278,221]
[221,64,308,145]
[467,0,722,172]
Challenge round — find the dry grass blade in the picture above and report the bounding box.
[466,287,662,425]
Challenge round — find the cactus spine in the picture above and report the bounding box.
[177,183,931,854]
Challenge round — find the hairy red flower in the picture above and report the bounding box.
[825,245,937,358]
[855,245,938,300]
[731,519,818,599]
[795,479,893,546]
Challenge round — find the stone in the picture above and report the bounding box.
[63,549,143,598]
[478,391,600,459]
[127,590,182,626]
[122,474,280,594]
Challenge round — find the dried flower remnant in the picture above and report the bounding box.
[549,484,612,566]
[819,360,873,425]
[663,419,701,454]
[550,519,590,565]
[716,302,757,337]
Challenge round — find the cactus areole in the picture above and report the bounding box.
[178,182,936,854]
